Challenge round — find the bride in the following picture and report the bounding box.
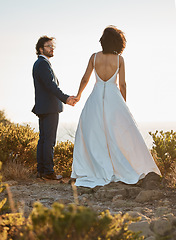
[71,25,161,188]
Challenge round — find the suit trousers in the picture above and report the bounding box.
[37,113,59,174]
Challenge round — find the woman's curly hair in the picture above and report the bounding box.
[99,26,126,55]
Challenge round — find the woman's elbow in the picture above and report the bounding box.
[81,76,89,85]
[120,83,126,90]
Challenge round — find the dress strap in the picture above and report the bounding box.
[117,55,119,69]
[94,53,97,68]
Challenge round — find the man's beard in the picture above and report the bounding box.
[43,49,53,58]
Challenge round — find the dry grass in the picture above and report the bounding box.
[1,160,32,181]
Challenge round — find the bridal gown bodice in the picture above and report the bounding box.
[71,54,161,188]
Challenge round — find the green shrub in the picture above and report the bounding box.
[1,202,142,240]
[0,212,25,239]
[149,130,176,175]
[54,141,74,177]
[0,110,11,126]
[0,123,38,166]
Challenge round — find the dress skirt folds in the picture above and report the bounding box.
[71,54,161,188]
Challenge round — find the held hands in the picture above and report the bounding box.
[66,95,81,106]
[66,96,76,106]
[74,95,81,102]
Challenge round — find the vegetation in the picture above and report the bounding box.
[0,109,176,183]
[0,200,143,240]
[0,110,73,179]
[0,162,7,212]
[149,130,176,176]
[0,110,11,126]
[0,122,38,165]
[54,140,74,178]
[1,110,176,239]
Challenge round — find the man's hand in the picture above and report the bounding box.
[66,96,77,106]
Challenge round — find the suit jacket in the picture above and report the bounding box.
[32,56,69,115]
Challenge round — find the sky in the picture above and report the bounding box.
[0,0,176,130]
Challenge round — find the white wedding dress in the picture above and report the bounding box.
[71,53,161,188]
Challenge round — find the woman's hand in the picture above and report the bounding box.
[74,94,81,102]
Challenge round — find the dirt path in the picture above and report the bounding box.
[1,173,176,239]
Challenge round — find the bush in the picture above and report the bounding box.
[0,162,7,212]
[0,123,38,166]
[54,141,74,177]
[0,202,143,240]
[0,110,11,126]
[0,110,75,179]
[149,130,176,175]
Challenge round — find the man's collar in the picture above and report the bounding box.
[39,55,50,63]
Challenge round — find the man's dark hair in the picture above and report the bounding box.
[99,26,126,55]
[36,36,55,55]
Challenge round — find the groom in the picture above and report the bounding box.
[32,36,75,180]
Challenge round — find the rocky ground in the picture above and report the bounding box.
[1,172,176,240]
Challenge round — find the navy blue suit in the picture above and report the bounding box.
[32,56,69,174]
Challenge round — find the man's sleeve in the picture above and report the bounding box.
[37,60,69,103]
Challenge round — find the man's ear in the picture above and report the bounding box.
[39,47,43,55]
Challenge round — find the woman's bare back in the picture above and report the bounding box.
[94,51,120,81]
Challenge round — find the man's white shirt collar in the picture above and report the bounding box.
[39,55,50,63]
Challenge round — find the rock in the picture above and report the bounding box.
[171,230,176,240]
[135,190,163,203]
[132,207,143,213]
[142,172,161,183]
[112,195,124,201]
[94,188,127,200]
[155,207,171,217]
[143,180,161,190]
[112,199,127,208]
[108,189,127,199]
[150,217,172,236]
[126,187,141,198]
[128,221,154,238]
[103,182,127,189]
[141,172,161,190]
[112,199,141,208]
[164,213,176,225]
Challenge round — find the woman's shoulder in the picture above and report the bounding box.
[119,55,124,66]
[90,51,101,58]
[92,51,103,57]
[89,52,101,64]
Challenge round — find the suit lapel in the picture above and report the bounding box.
[39,56,59,85]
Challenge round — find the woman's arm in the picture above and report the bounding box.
[119,56,126,101]
[75,54,94,101]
